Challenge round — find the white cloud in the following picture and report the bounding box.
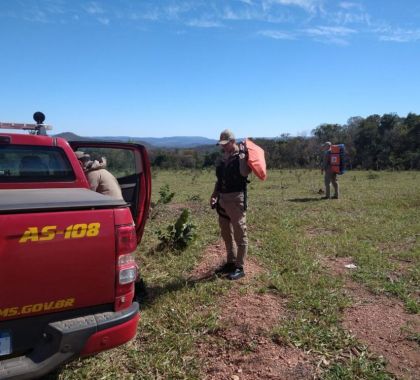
[97,17,110,26]
[258,30,296,39]
[163,3,196,20]
[84,2,105,15]
[302,25,356,44]
[82,2,111,25]
[222,5,292,23]
[378,27,420,43]
[331,10,371,26]
[186,19,224,28]
[223,7,256,21]
[339,2,362,10]
[44,0,67,15]
[132,11,160,22]
[304,25,357,36]
[5,0,419,47]
[30,10,48,23]
[266,0,323,14]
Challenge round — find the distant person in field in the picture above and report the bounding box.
[321,141,339,199]
[210,129,251,280]
[76,151,124,200]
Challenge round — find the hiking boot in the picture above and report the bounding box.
[227,266,245,280]
[215,262,236,275]
[332,195,339,199]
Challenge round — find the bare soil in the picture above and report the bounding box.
[325,256,420,380]
[187,241,263,282]
[192,242,316,380]
[190,245,419,379]
[377,236,418,256]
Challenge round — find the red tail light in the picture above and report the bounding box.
[116,225,137,255]
[115,224,138,311]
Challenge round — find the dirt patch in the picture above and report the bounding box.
[323,256,420,379]
[322,256,357,277]
[344,303,420,379]
[192,242,316,379]
[377,236,418,256]
[198,292,315,380]
[187,240,264,282]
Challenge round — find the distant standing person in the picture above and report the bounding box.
[76,151,124,200]
[321,141,339,199]
[210,129,251,280]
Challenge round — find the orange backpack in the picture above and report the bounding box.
[245,138,267,181]
[329,144,346,175]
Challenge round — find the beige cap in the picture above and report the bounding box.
[75,151,90,160]
[217,129,235,145]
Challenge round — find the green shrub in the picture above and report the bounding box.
[367,171,379,180]
[187,194,202,202]
[156,209,196,251]
[158,184,175,204]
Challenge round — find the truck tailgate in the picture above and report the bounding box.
[0,191,125,321]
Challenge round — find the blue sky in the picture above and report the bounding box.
[1,0,419,138]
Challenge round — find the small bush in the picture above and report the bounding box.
[158,184,175,204]
[187,194,202,202]
[367,172,379,180]
[156,209,196,251]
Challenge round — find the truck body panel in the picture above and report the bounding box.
[0,207,120,321]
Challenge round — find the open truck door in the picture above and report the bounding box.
[69,141,151,244]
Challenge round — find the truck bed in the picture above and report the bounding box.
[0,188,126,213]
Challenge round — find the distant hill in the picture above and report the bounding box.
[54,132,92,141]
[135,136,217,148]
[93,136,217,148]
[54,133,217,148]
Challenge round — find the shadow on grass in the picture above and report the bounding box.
[135,272,218,309]
[288,197,323,203]
[42,369,61,379]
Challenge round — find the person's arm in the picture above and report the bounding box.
[87,171,100,192]
[210,181,220,208]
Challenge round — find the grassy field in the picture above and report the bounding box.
[55,169,419,380]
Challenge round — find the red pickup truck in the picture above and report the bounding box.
[0,114,151,379]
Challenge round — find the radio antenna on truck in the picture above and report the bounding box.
[0,111,52,135]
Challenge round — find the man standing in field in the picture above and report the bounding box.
[321,141,339,199]
[210,129,251,280]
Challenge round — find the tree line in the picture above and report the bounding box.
[148,113,420,170]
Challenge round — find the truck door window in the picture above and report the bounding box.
[74,147,142,219]
[0,146,75,182]
[74,148,138,178]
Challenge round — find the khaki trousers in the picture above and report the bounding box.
[324,171,339,198]
[217,192,248,268]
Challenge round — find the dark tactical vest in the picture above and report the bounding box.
[216,153,248,193]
